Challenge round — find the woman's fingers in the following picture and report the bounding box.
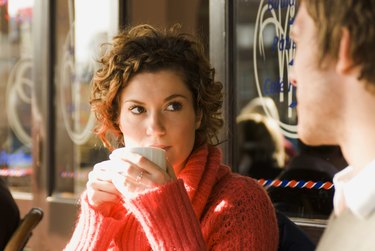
[112,173,151,199]
[86,177,121,207]
[110,150,164,174]
[93,159,130,176]
[87,172,120,194]
[86,164,123,207]
[166,162,176,180]
[87,188,120,207]
[110,152,174,186]
[89,152,176,202]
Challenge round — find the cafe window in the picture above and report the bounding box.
[54,0,119,196]
[232,0,347,219]
[0,0,34,193]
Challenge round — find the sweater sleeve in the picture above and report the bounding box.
[125,179,207,251]
[64,191,129,251]
[201,176,279,251]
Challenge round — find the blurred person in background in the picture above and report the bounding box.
[236,97,290,180]
[236,97,315,250]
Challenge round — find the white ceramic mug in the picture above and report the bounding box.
[111,146,167,170]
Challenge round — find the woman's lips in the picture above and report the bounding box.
[150,145,171,151]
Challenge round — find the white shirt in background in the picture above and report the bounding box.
[333,159,375,219]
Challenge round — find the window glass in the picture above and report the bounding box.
[54,0,118,196]
[233,0,347,219]
[126,0,209,52]
[0,0,34,192]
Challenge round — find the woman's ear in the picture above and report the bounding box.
[336,28,354,74]
[195,110,203,129]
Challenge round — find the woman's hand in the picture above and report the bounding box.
[86,160,123,208]
[109,148,176,199]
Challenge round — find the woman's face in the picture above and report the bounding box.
[118,70,202,174]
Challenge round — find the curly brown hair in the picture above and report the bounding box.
[90,24,223,151]
[303,0,375,85]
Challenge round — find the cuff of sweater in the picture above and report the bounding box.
[65,192,127,250]
[81,191,126,220]
[125,179,206,251]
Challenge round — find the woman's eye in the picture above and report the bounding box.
[166,102,182,111]
[129,106,145,114]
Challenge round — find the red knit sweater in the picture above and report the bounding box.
[65,145,278,250]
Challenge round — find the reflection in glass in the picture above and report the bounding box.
[236,97,286,180]
[268,142,346,219]
[0,0,34,192]
[233,0,347,219]
[55,0,117,196]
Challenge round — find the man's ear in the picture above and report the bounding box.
[336,28,354,74]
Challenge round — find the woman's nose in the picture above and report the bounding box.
[146,112,166,136]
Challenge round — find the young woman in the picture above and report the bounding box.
[65,24,278,251]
